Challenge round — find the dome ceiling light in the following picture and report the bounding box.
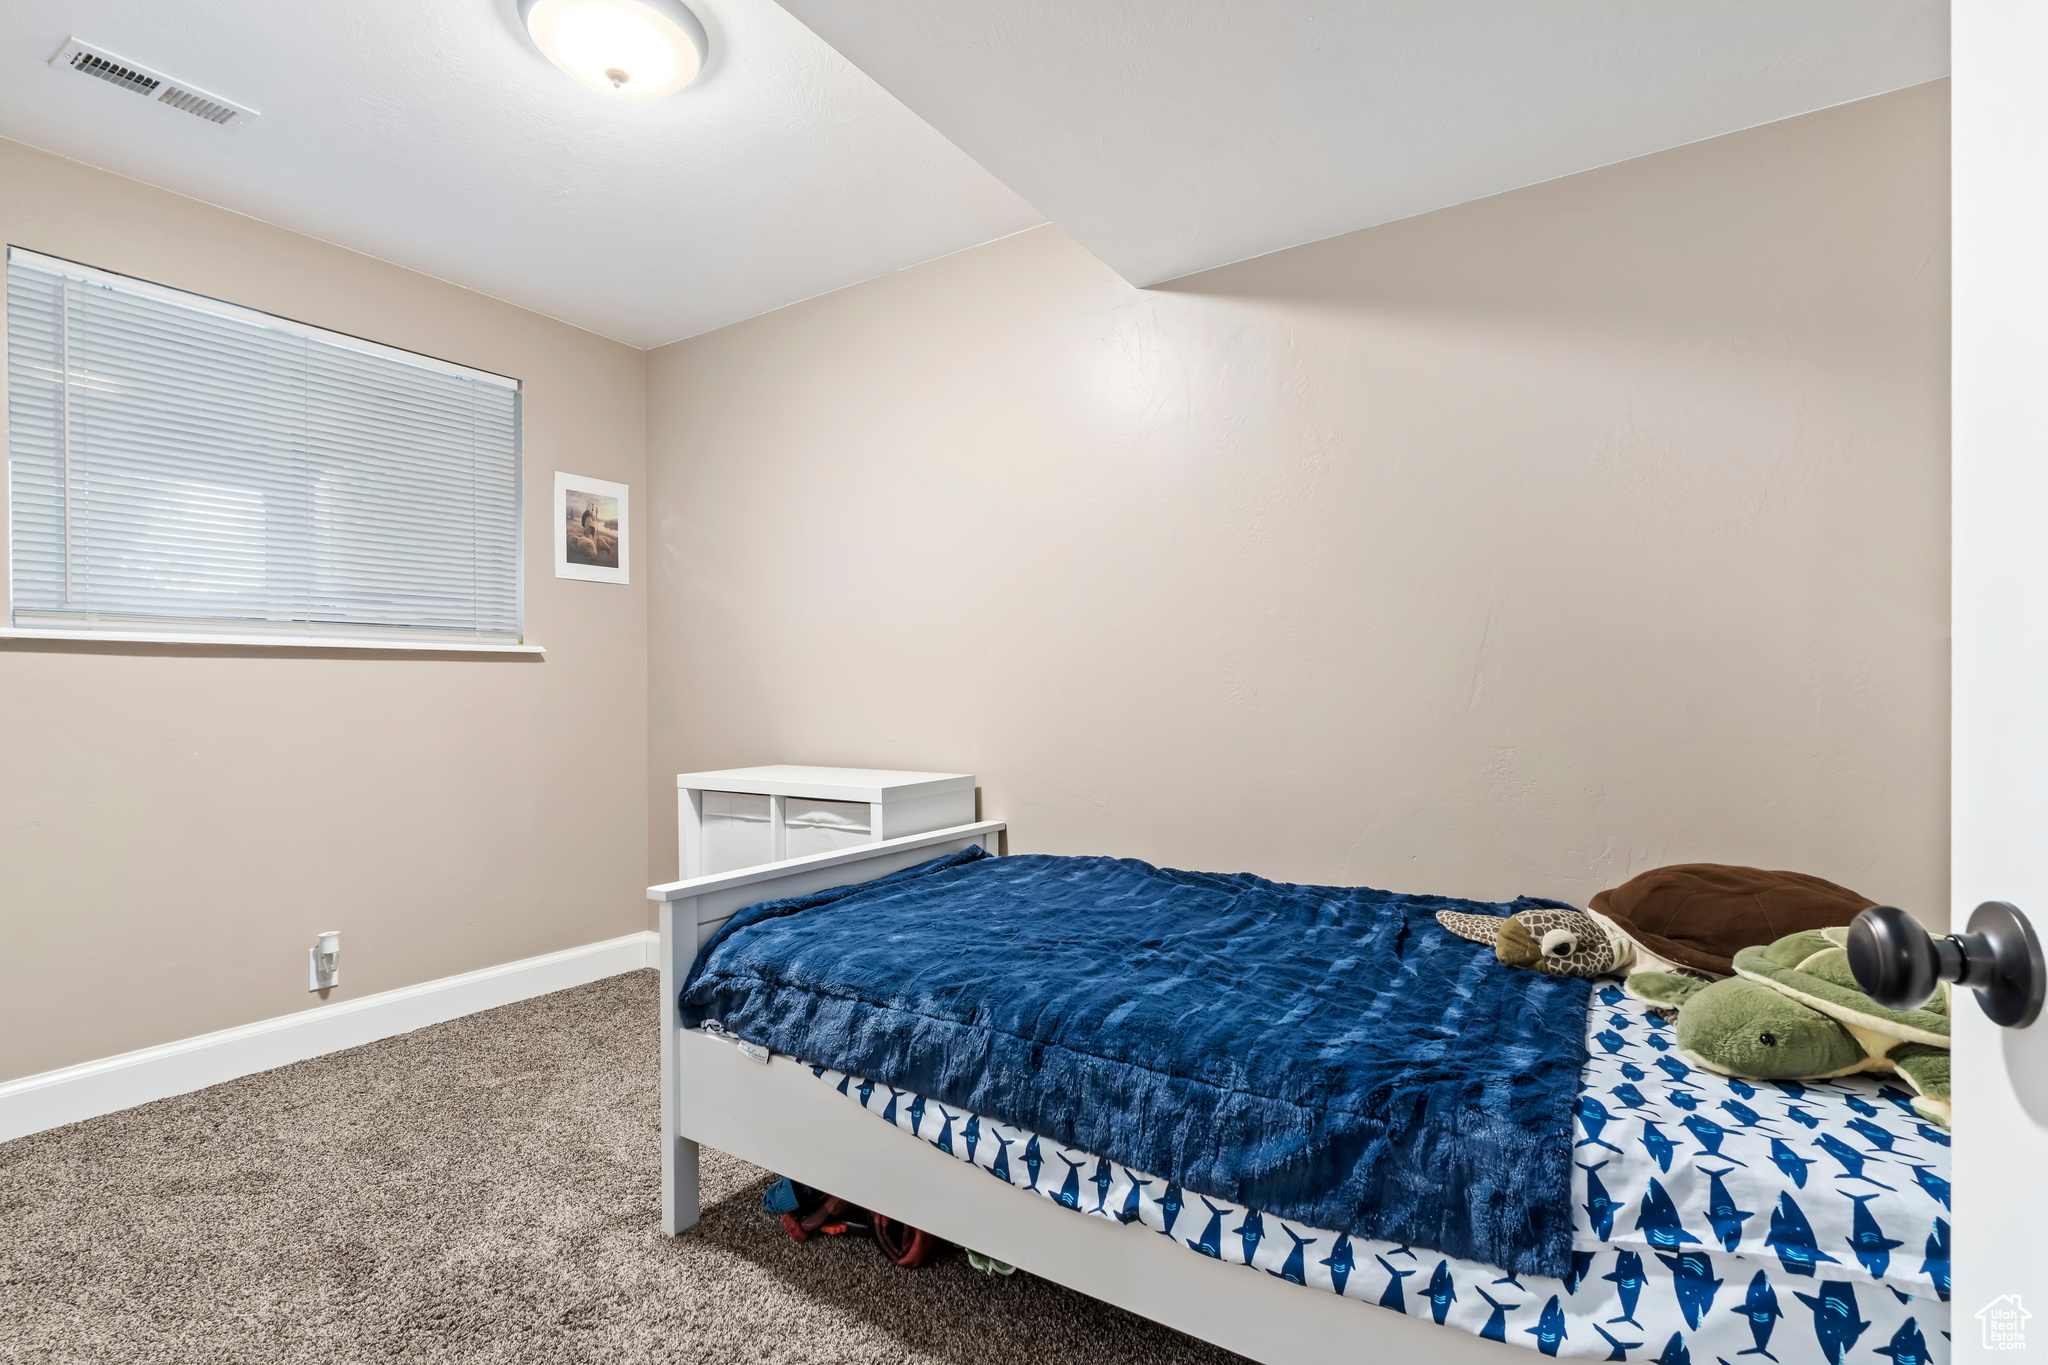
[519,0,708,99]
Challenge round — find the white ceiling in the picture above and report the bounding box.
[0,2,1946,348]
[775,0,1949,286]
[0,0,1041,347]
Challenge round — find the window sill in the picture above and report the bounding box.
[0,627,545,655]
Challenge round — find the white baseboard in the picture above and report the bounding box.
[0,930,658,1145]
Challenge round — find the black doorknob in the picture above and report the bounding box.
[1846,900,2045,1029]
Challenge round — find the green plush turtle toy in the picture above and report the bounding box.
[1627,925,1951,1127]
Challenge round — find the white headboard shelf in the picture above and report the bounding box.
[675,764,978,880]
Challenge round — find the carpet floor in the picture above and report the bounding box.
[0,970,1248,1364]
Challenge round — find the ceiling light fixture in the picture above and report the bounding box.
[519,0,708,99]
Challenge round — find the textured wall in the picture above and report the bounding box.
[0,139,649,1082]
[646,84,1950,918]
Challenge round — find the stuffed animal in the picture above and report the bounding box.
[1436,904,1682,979]
[1435,863,1875,980]
[1627,926,1951,1126]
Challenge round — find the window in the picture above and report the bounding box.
[5,248,525,649]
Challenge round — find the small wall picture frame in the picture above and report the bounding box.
[555,472,629,584]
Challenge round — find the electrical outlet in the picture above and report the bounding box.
[308,930,340,991]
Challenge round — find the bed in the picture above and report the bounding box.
[649,826,1949,1365]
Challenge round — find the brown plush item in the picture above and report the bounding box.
[1591,863,1874,978]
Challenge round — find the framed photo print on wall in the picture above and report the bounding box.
[554,472,629,584]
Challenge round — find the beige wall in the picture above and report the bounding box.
[0,139,650,1082]
[647,83,1949,918]
[0,80,1950,1083]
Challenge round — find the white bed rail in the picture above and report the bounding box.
[647,820,1006,1235]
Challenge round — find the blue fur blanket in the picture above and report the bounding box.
[679,847,1592,1277]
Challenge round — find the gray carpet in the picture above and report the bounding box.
[0,970,1247,1364]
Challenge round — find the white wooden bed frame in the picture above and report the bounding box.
[648,823,1519,1365]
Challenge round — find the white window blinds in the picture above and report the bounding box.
[5,248,522,646]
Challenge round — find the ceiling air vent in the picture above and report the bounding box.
[51,38,259,132]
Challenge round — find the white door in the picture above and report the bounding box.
[1954,0,2048,1351]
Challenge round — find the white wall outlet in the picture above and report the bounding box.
[308,930,340,991]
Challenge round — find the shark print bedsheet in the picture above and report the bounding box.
[797,984,1950,1364]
